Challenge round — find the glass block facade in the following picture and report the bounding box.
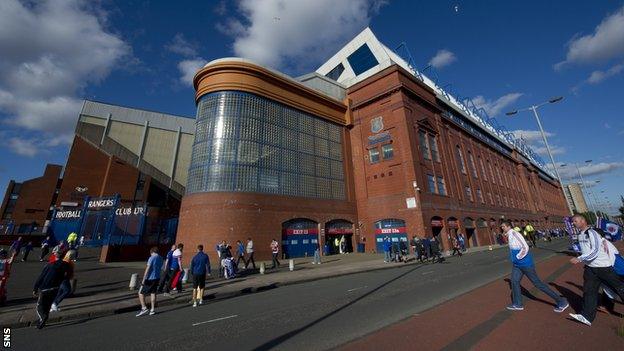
[187,91,346,200]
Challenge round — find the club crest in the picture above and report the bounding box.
[371,116,383,134]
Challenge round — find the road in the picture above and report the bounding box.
[11,240,570,351]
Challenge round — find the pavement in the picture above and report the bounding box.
[0,243,504,329]
[4,238,598,351]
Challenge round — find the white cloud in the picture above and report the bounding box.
[587,63,623,84]
[177,58,206,86]
[471,92,523,117]
[217,0,387,71]
[511,129,565,157]
[165,33,197,57]
[559,162,624,180]
[5,133,73,157]
[0,0,130,155]
[428,49,456,69]
[555,5,624,69]
[7,137,38,157]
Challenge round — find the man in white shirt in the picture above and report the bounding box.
[245,238,256,269]
[501,221,568,312]
[569,214,624,326]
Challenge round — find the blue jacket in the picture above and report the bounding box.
[190,252,211,275]
[383,240,391,252]
[510,248,534,267]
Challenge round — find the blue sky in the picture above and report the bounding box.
[0,0,623,214]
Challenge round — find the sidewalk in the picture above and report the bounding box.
[0,243,508,329]
[339,242,624,351]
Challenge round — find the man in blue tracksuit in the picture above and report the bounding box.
[501,220,569,312]
[382,237,391,263]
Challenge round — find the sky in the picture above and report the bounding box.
[0,0,623,214]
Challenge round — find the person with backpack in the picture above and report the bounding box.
[164,243,183,294]
[33,250,71,328]
[501,221,569,313]
[190,245,211,307]
[136,247,163,317]
[568,214,624,326]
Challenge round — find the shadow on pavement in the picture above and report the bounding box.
[251,264,426,351]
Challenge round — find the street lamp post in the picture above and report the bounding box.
[506,96,572,215]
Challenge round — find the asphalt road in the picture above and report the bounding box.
[10,239,570,351]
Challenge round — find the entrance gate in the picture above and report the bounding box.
[374,219,408,253]
[282,219,318,258]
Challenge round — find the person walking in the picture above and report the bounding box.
[50,250,76,312]
[270,239,280,269]
[39,236,51,262]
[422,237,431,262]
[568,214,624,326]
[190,245,211,307]
[457,233,466,252]
[235,240,246,268]
[500,221,569,313]
[136,247,163,317]
[382,236,391,263]
[21,241,33,262]
[313,240,321,265]
[67,232,78,250]
[157,244,176,294]
[33,250,71,328]
[451,236,463,257]
[170,244,184,293]
[245,237,256,269]
[9,237,22,261]
[0,249,15,305]
[430,237,443,263]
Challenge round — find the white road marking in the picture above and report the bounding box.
[347,286,367,292]
[422,271,434,275]
[192,314,238,326]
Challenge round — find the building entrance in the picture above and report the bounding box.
[325,220,354,255]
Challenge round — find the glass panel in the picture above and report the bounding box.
[437,176,447,196]
[369,148,380,163]
[429,135,439,161]
[325,63,345,81]
[419,131,430,160]
[382,144,394,160]
[347,43,379,75]
[427,175,436,194]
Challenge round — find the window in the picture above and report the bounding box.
[369,148,380,163]
[465,186,474,201]
[480,157,487,181]
[456,146,466,174]
[476,188,484,203]
[419,131,430,160]
[381,144,394,160]
[427,174,437,193]
[428,135,440,161]
[437,176,447,196]
[347,44,379,75]
[187,91,346,200]
[468,151,478,178]
[325,63,345,81]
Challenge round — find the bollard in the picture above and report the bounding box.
[129,273,138,290]
[488,245,493,251]
[182,268,189,283]
[260,262,266,274]
[289,259,294,271]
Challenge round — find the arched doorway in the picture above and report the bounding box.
[282,218,318,258]
[325,219,354,255]
[463,217,477,247]
[431,216,444,239]
[447,217,459,240]
[374,219,407,254]
[476,218,489,245]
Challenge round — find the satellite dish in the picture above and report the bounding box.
[75,186,88,193]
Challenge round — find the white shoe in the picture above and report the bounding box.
[50,303,59,312]
[569,313,592,326]
[199,300,203,305]
[149,310,155,316]
[193,302,197,308]
[136,308,149,317]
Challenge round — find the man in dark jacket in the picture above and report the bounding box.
[33,252,71,329]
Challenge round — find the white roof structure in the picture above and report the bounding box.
[316,28,554,179]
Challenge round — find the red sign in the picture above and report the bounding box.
[284,228,318,235]
[327,228,353,234]
[374,227,407,234]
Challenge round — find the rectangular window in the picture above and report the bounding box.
[369,148,380,163]
[347,43,379,75]
[381,144,394,160]
[429,135,440,162]
[465,186,473,201]
[476,188,484,203]
[427,174,437,194]
[437,176,447,196]
[456,146,467,174]
[480,157,488,181]
[468,152,478,178]
[419,131,430,160]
